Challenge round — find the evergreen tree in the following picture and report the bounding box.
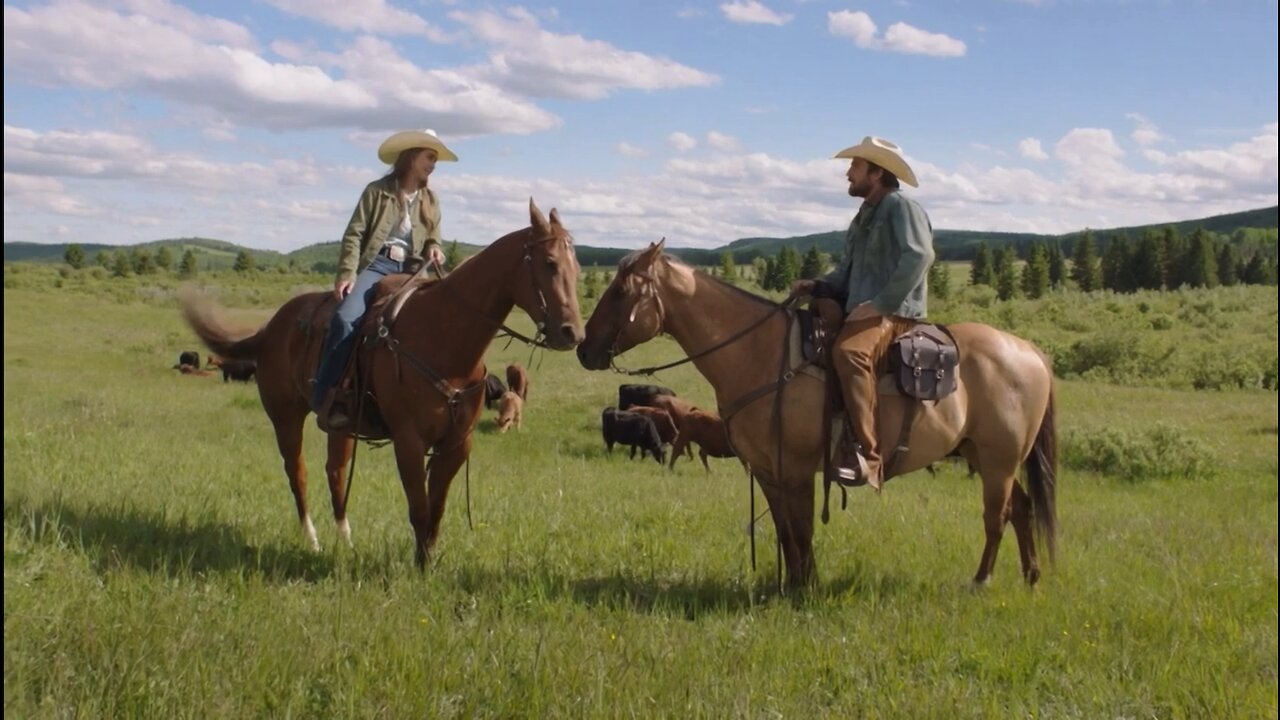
[927,262,951,301]
[233,250,255,274]
[1021,243,1050,299]
[583,269,602,298]
[95,250,111,268]
[776,246,802,289]
[63,243,85,269]
[1182,228,1218,288]
[1216,242,1239,287]
[1046,241,1067,289]
[1160,226,1186,288]
[155,245,174,271]
[1100,234,1134,292]
[1070,230,1101,291]
[996,256,1019,301]
[445,240,462,269]
[992,244,1014,279]
[1240,253,1268,285]
[179,249,199,278]
[111,251,131,278]
[1129,230,1165,290]
[718,251,738,285]
[970,241,994,286]
[799,245,823,280]
[131,248,155,275]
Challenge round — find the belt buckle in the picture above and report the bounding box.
[386,245,406,262]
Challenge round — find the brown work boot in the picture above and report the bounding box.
[827,419,881,491]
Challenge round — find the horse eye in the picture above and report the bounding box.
[545,258,558,271]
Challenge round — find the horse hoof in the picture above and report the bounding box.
[337,518,353,547]
[1024,567,1041,587]
[968,578,991,593]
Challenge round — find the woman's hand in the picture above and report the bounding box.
[426,245,445,267]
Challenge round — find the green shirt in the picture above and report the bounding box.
[820,190,935,319]
[337,177,442,282]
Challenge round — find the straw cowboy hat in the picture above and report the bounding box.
[834,136,918,187]
[378,128,458,164]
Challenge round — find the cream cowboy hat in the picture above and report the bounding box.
[834,136,918,188]
[377,128,458,164]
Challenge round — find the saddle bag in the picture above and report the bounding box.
[889,324,959,401]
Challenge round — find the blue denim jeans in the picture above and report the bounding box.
[311,254,403,411]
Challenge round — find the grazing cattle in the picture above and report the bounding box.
[496,391,524,433]
[506,363,530,401]
[624,406,681,448]
[484,373,507,409]
[207,355,257,383]
[601,407,665,465]
[644,394,699,429]
[669,410,738,471]
[618,383,676,411]
[178,350,200,368]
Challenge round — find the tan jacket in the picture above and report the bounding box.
[337,176,442,282]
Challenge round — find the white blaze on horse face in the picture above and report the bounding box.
[303,515,320,552]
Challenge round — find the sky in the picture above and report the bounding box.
[3,0,1277,252]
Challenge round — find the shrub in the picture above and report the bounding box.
[1063,423,1211,482]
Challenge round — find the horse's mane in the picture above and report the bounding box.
[617,250,781,311]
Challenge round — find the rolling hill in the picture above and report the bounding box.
[6,205,1275,269]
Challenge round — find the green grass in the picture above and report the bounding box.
[4,272,1277,719]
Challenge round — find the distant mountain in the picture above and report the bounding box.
[7,205,1275,268]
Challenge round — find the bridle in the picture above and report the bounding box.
[607,269,791,378]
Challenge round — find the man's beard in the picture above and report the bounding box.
[847,180,868,198]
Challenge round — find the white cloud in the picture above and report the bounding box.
[720,1,793,26]
[1126,112,1166,147]
[828,10,965,57]
[3,1,558,137]
[114,0,256,48]
[668,132,698,152]
[266,0,451,41]
[707,131,741,151]
[677,6,704,19]
[450,8,718,100]
[616,142,648,158]
[4,120,1276,251]
[1019,137,1049,160]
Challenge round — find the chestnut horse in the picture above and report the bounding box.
[182,200,583,565]
[577,241,1057,590]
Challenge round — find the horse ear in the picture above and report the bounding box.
[548,208,561,226]
[529,197,550,235]
[634,237,665,271]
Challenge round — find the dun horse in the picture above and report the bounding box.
[577,241,1057,590]
[183,200,583,565]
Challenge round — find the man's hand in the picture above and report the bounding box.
[791,279,816,296]
[426,245,445,268]
[334,278,353,300]
[846,302,880,322]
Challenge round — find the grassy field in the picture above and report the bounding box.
[4,265,1277,718]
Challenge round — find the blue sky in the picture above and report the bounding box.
[3,0,1277,251]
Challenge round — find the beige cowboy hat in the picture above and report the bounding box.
[377,128,458,164]
[834,136,918,187]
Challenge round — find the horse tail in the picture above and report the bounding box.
[1024,384,1058,563]
[180,289,266,362]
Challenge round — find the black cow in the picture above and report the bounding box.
[177,350,200,368]
[618,383,677,411]
[601,407,665,465]
[484,373,507,409]
[211,358,256,383]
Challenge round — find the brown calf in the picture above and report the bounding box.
[496,391,524,433]
[506,363,530,401]
[669,410,738,471]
